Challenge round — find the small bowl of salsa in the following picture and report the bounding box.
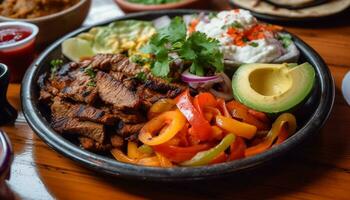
[0,22,38,82]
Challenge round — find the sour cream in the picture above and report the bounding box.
[195,10,283,63]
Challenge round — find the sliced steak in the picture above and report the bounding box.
[51,98,117,125]
[136,86,168,108]
[144,78,186,95]
[51,97,77,118]
[52,117,105,143]
[110,71,138,90]
[39,90,52,103]
[78,137,112,152]
[110,134,124,148]
[112,110,145,124]
[60,70,98,104]
[117,122,145,137]
[74,105,118,125]
[96,71,140,110]
[90,54,146,76]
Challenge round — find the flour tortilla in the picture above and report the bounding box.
[267,0,316,6]
[232,0,350,18]
[265,0,328,9]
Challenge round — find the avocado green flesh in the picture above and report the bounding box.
[232,62,315,113]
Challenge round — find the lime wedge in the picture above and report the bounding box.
[62,38,94,62]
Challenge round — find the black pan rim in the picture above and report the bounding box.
[21,9,335,181]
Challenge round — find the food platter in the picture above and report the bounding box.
[21,10,334,181]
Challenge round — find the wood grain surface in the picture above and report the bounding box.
[1,1,350,199]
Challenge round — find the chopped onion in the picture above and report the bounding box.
[152,16,171,29]
[181,69,220,83]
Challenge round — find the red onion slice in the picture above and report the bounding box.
[181,69,220,83]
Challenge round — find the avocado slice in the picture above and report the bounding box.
[232,62,315,113]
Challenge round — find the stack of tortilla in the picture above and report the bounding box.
[231,0,350,18]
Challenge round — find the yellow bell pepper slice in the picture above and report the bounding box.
[245,113,296,157]
[215,115,257,139]
[111,149,160,167]
[139,110,186,146]
[148,98,176,119]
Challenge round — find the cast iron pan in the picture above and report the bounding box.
[21,10,334,181]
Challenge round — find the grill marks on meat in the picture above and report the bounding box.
[50,98,107,143]
[75,105,118,125]
[53,118,105,143]
[117,122,145,138]
[96,71,140,110]
[61,71,98,104]
[40,53,190,152]
[90,54,144,76]
[113,110,145,124]
[78,137,112,152]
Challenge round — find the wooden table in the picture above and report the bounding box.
[1,1,350,199]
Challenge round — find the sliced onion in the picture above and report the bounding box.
[183,69,234,101]
[209,73,234,101]
[181,69,220,83]
[152,16,171,29]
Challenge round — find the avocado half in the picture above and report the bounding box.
[232,63,315,113]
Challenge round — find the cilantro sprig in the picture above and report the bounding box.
[50,59,63,79]
[141,17,223,77]
[278,34,292,48]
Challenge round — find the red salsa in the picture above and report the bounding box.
[0,26,36,83]
[0,28,32,46]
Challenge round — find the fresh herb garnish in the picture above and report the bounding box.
[130,54,151,66]
[84,67,96,79]
[242,37,249,43]
[50,59,63,78]
[249,42,259,47]
[87,81,96,87]
[278,34,292,48]
[208,12,217,20]
[222,21,243,29]
[135,72,147,81]
[141,17,223,77]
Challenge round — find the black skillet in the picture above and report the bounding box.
[21,10,334,181]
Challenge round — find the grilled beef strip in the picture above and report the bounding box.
[60,70,98,105]
[110,134,124,148]
[50,98,106,143]
[90,54,186,95]
[112,110,146,124]
[78,137,112,152]
[109,71,138,90]
[74,104,118,125]
[51,98,118,125]
[96,71,140,110]
[117,122,145,138]
[52,117,105,143]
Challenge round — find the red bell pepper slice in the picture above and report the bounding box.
[153,143,212,163]
[210,152,228,164]
[229,136,246,160]
[193,92,217,116]
[217,98,231,118]
[176,90,213,142]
